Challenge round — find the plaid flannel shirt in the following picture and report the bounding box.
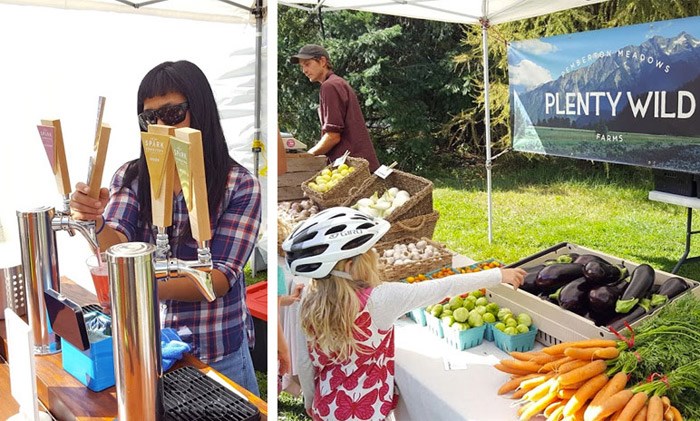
[104,161,261,363]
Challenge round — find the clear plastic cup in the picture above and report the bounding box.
[86,252,110,314]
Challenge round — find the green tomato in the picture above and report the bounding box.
[463,300,475,311]
[494,322,506,331]
[497,308,513,321]
[482,312,496,323]
[516,324,530,334]
[485,302,500,314]
[504,326,518,335]
[449,296,464,309]
[470,290,485,298]
[431,304,443,318]
[475,305,487,315]
[505,318,518,328]
[517,313,533,327]
[442,315,455,327]
[468,313,484,327]
[454,322,469,331]
[442,309,453,317]
[475,297,489,307]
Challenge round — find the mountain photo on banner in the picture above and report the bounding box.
[508,15,700,173]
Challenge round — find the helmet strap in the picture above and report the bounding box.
[330,270,354,280]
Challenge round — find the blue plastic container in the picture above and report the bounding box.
[406,307,427,326]
[424,311,444,338]
[484,322,497,341]
[444,324,486,351]
[492,325,538,353]
[61,335,115,392]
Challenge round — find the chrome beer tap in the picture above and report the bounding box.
[141,125,216,302]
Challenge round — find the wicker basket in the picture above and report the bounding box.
[342,169,433,223]
[300,157,371,209]
[381,211,440,244]
[375,236,453,282]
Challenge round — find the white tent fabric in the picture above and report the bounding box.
[281,0,607,242]
[0,1,268,288]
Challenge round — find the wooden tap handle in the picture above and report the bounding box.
[141,125,175,228]
[87,124,111,200]
[40,119,72,196]
[172,128,211,243]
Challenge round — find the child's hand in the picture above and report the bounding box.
[279,283,304,307]
[500,267,526,290]
[290,283,304,300]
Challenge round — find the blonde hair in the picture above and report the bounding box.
[300,250,382,363]
[278,215,292,255]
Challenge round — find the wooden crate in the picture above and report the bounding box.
[278,153,328,202]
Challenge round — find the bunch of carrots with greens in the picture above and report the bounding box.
[494,295,700,420]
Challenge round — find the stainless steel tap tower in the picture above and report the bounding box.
[17,206,100,355]
[107,242,163,420]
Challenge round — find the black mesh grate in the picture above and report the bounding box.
[163,366,261,421]
[81,304,104,314]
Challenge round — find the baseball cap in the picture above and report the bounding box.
[290,44,330,64]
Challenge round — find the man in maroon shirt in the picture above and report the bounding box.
[290,44,381,172]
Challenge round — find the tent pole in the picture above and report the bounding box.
[481,18,493,244]
[251,0,263,276]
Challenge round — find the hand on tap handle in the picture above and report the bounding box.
[70,181,109,222]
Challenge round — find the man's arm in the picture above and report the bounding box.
[308,131,341,156]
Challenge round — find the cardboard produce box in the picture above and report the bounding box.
[278,153,327,202]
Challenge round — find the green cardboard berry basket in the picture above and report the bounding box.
[443,324,486,351]
[492,324,538,353]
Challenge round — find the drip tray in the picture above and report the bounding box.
[163,366,261,421]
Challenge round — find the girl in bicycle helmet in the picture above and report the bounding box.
[283,207,526,421]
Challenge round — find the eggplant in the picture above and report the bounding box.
[650,277,690,307]
[607,299,652,330]
[583,261,628,286]
[615,264,655,314]
[535,263,584,294]
[521,265,545,294]
[588,280,628,325]
[557,277,591,316]
[573,254,611,266]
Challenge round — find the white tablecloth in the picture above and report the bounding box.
[393,317,527,421]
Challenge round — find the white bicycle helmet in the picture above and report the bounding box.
[282,206,390,279]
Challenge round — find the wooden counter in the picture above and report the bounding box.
[1,276,267,420]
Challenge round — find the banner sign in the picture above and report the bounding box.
[508,16,700,173]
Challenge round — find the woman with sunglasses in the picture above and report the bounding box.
[69,60,262,396]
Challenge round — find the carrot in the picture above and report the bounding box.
[562,373,608,417]
[543,339,619,355]
[647,394,663,421]
[586,371,629,419]
[500,359,544,373]
[661,396,671,420]
[632,405,648,421]
[531,353,563,365]
[494,363,532,376]
[519,373,555,392]
[511,350,546,361]
[565,347,620,360]
[541,356,574,373]
[544,400,565,418]
[589,389,634,421]
[561,380,587,390]
[498,374,540,395]
[557,359,608,386]
[668,406,683,421]
[558,389,576,400]
[548,404,566,421]
[616,391,648,421]
[558,360,590,375]
[524,377,560,402]
[520,390,559,421]
[512,387,529,399]
[610,409,624,421]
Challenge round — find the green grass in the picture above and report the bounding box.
[277,155,700,419]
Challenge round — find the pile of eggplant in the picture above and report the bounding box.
[520,253,691,329]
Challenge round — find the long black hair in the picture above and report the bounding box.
[123,60,237,233]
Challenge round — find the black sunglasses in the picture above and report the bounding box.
[138,102,189,131]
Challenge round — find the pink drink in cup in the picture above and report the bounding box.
[86,253,110,314]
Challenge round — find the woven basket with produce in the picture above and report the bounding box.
[300,157,371,209]
[342,169,433,223]
[277,199,320,228]
[374,237,453,282]
[380,210,440,243]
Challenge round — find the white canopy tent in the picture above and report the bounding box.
[0,0,270,287]
[281,0,607,243]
